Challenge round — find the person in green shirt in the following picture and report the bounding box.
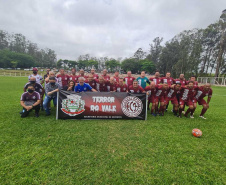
[137,71,150,89]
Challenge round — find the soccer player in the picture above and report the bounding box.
[193,83,212,119]
[96,76,108,92]
[24,77,44,110]
[57,69,70,88]
[113,71,120,83]
[74,77,97,92]
[106,77,117,92]
[43,77,61,116]
[161,72,174,86]
[116,77,128,92]
[124,71,136,87]
[189,76,198,88]
[174,74,187,86]
[128,80,145,93]
[86,74,97,89]
[178,81,196,118]
[155,83,169,116]
[90,68,99,80]
[28,68,43,84]
[165,83,181,116]
[145,82,157,116]
[69,68,78,83]
[149,71,162,85]
[137,71,150,89]
[101,69,110,81]
[20,85,41,118]
[78,69,88,79]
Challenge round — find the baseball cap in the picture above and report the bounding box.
[33,67,38,71]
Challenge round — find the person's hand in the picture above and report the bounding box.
[206,103,209,108]
[68,86,73,91]
[26,106,33,111]
[55,89,59,92]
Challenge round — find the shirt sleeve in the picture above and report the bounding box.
[20,93,26,101]
[36,92,41,100]
[87,84,92,91]
[146,78,150,84]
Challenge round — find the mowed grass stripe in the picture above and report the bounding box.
[0,77,225,184]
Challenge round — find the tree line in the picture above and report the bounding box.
[0,30,57,68]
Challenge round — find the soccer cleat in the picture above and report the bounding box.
[182,111,185,115]
[177,115,182,118]
[199,115,206,119]
[190,115,194,119]
[151,113,157,116]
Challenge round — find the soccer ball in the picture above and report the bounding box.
[192,128,202,137]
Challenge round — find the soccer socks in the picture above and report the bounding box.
[190,108,195,116]
[179,108,183,116]
[200,108,207,116]
[184,108,191,117]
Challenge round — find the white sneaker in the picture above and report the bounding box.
[182,111,185,115]
[199,115,206,119]
[190,115,194,119]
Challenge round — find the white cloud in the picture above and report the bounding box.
[0,0,225,60]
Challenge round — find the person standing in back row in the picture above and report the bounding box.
[57,69,69,89]
[28,68,43,84]
[137,71,150,89]
[124,71,135,87]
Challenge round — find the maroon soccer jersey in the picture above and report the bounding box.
[161,77,174,86]
[155,85,168,98]
[85,80,97,89]
[69,75,78,83]
[116,84,128,92]
[114,76,120,83]
[92,74,99,80]
[96,80,107,92]
[167,86,181,99]
[77,75,88,79]
[106,81,117,92]
[24,82,43,95]
[124,76,136,87]
[144,86,157,98]
[174,79,187,86]
[149,77,162,85]
[128,85,145,93]
[180,86,196,101]
[195,86,212,101]
[101,74,110,81]
[57,74,70,87]
[20,91,40,105]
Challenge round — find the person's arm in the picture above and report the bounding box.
[32,99,41,107]
[20,101,32,111]
[47,89,59,96]
[45,76,50,82]
[147,78,150,85]
[91,88,97,92]
[23,87,26,92]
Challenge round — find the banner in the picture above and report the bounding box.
[56,90,147,120]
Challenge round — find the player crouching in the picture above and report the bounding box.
[193,83,212,119]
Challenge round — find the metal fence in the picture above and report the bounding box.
[197,77,226,86]
[0,72,44,77]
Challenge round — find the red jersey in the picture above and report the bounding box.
[180,86,197,101]
[92,73,99,80]
[174,79,187,86]
[116,84,128,92]
[85,80,97,89]
[144,86,157,98]
[167,86,181,99]
[114,76,120,83]
[101,75,110,81]
[57,74,70,87]
[155,85,169,97]
[69,75,78,83]
[124,76,136,87]
[78,75,88,79]
[195,86,212,101]
[106,81,117,92]
[128,85,145,93]
[96,80,107,92]
[161,77,174,86]
[149,77,162,85]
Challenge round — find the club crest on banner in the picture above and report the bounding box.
[61,94,85,116]
[121,96,143,117]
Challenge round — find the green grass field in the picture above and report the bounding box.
[0,77,225,184]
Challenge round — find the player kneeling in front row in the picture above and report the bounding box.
[193,83,212,119]
[43,77,61,116]
[20,85,41,118]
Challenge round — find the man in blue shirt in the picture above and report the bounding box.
[75,77,97,92]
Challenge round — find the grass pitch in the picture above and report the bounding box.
[0,77,225,184]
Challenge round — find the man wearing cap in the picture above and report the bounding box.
[43,77,61,116]
[28,68,43,84]
[20,85,41,118]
